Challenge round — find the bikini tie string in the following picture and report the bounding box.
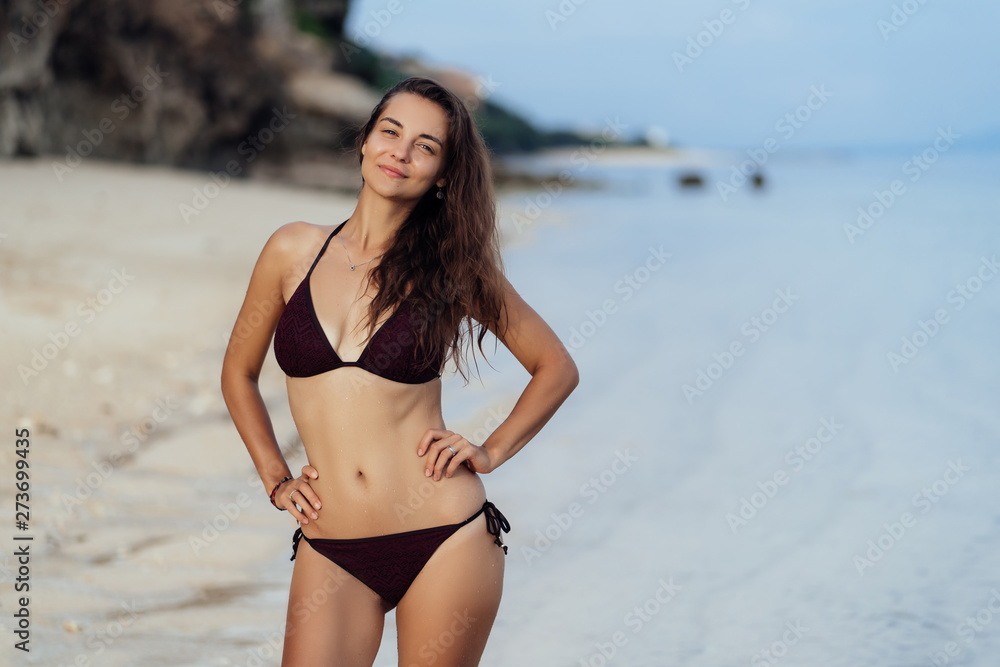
[290,527,303,561]
[482,501,511,554]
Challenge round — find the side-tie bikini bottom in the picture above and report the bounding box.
[291,500,510,609]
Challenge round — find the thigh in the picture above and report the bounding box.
[395,514,506,667]
[282,536,388,667]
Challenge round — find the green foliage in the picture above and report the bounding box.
[335,40,409,92]
[475,100,541,154]
[294,9,330,41]
[474,101,600,155]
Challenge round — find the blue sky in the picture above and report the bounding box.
[344,0,1000,151]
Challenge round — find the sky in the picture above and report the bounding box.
[343,0,1000,151]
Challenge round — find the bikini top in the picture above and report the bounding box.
[272,221,443,384]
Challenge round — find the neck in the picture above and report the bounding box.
[346,187,416,253]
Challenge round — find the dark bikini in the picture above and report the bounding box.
[272,220,510,609]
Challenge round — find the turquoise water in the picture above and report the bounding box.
[455,148,1000,666]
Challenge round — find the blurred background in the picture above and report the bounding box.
[1,1,999,665]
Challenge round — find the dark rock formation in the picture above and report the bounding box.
[0,0,373,184]
[678,172,704,188]
[3,1,278,167]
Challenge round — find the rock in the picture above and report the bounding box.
[678,172,704,188]
[285,69,381,123]
[1,0,286,170]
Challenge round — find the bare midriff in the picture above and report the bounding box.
[287,369,487,540]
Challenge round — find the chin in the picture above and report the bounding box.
[368,178,428,202]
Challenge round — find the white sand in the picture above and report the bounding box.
[0,154,583,666]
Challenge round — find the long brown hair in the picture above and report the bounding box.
[353,76,508,384]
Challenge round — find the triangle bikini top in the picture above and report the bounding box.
[272,221,443,384]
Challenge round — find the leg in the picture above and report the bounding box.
[395,513,506,667]
[282,535,389,667]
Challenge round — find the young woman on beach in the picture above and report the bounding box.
[220,76,579,666]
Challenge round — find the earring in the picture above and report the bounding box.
[436,187,445,200]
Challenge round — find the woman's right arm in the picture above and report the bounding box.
[220,222,318,522]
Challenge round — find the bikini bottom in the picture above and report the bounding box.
[290,500,510,609]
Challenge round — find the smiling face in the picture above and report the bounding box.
[360,92,450,205]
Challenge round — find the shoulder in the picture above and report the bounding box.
[264,220,324,255]
[257,221,332,271]
[239,222,331,295]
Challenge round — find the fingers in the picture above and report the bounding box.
[284,491,312,524]
[280,476,321,523]
[276,481,308,523]
[299,465,321,509]
[444,445,474,478]
[424,433,471,481]
[416,428,450,456]
[422,432,456,479]
[417,429,486,480]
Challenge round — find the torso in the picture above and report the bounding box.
[277,223,486,539]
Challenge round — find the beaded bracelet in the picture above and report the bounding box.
[269,476,294,510]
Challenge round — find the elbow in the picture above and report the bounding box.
[220,359,257,403]
[556,340,580,391]
[542,349,579,395]
[220,357,235,398]
[220,370,232,401]
[220,368,235,406]
[564,356,580,393]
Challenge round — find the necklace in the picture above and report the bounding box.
[338,234,384,271]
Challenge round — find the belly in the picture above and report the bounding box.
[286,369,487,538]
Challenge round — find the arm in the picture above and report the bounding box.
[420,274,580,478]
[220,222,321,522]
[478,274,579,469]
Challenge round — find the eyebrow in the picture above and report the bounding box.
[379,116,444,149]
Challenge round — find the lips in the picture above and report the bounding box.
[379,165,407,178]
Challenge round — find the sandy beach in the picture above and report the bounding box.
[0,156,357,665]
[0,153,577,666]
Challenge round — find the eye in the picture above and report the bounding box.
[381,129,435,154]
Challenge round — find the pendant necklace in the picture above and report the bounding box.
[338,234,383,271]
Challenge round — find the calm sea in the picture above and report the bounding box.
[445,146,1000,666]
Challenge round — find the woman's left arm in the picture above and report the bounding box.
[420,275,580,478]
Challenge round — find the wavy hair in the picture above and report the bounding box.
[352,76,508,384]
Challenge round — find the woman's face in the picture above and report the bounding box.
[360,92,449,204]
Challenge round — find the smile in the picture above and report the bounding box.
[380,166,407,178]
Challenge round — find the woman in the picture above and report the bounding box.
[221,77,579,666]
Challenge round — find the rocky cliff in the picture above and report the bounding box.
[0,0,399,189]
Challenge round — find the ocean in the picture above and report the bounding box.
[422,146,1000,666]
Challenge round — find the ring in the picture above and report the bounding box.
[289,489,298,500]
[447,446,457,456]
